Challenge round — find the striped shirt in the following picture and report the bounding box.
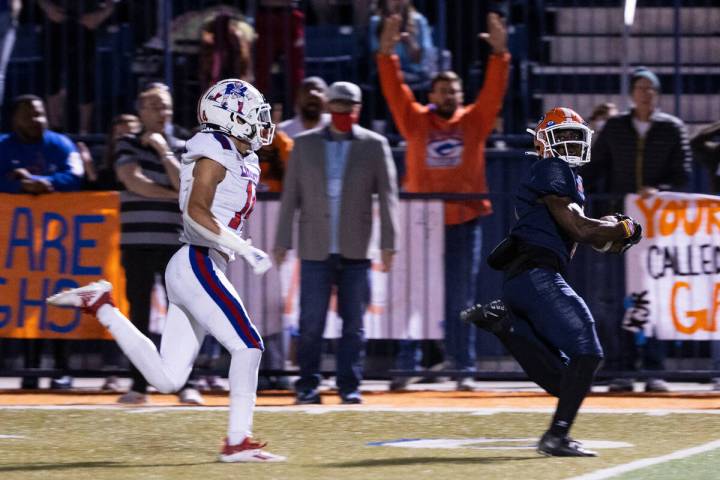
[114,133,182,247]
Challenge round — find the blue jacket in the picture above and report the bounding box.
[0,131,83,193]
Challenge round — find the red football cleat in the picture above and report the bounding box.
[219,437,286,463]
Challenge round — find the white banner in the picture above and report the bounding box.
[227,199,445,340]
[625,192,720,340]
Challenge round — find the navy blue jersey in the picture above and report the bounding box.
[510,157,585,265]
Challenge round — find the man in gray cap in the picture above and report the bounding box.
[278,76,330,138]
[586,66,693,393]
[274,80,399,405]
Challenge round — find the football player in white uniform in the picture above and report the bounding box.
[47,79,285,463]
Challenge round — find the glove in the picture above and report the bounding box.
[612,212,643,254]
[239,239,273,275]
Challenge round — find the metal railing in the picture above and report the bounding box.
[2,147,720,381]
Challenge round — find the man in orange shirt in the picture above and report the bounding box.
[377,12,510,390]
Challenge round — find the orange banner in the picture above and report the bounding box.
[0,192,127,339]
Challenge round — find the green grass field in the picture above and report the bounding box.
[2,407,720,480]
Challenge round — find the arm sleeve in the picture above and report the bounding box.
[0,175,21,193]
[274,138,301,250]
[368,16,380,54]
[664,121,693,191]
[375,137,399,252]
[43,136,83,192]
[376,53,425,139]
[527,159,575,199]
[0,151,21,192]
[463,53,511,139]
[114,137,138,169]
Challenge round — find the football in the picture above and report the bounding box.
[593,215,627,254]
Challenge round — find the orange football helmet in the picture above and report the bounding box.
[527,107,593,167]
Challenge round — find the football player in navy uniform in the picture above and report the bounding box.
[462,107,642,457]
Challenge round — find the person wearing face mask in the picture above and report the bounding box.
[377,12,510,391]
[273,81,399,405]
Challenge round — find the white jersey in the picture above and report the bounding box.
[179,131,260,259]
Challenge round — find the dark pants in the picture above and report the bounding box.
[501,268,604,396]
[590,252,666,373]
[121,245,179,393]
[444,218,483,370]
[394,218,482,373]
[295,255,370,395]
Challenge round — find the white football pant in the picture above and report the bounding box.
[97,244,264,445]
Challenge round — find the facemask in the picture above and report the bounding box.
[331,111,359,133]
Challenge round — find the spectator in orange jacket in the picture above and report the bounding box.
[377,12,510,391]
[257,129,293,192]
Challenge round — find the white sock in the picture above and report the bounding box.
[96,305,175,393]
[227,348,262,445]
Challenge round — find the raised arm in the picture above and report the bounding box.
[376,14,425,138]
[464,13,511,138]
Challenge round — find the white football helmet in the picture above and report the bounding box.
[197,79,275,151]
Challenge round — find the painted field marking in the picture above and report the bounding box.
[0,434,25,439]
[368,438,633,451]
[566,438,720,480]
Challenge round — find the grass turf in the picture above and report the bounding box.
[1,408,720,480]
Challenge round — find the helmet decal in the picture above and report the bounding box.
[197,79,275,151]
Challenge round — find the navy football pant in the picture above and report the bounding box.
[499,268,604,434]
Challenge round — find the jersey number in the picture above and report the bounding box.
[228,183,256,230]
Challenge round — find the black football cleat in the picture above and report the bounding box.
[537,431,597,457]
[460,299,509,334]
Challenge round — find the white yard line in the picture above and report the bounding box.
[1,405,720,416]
[566,439,720,480]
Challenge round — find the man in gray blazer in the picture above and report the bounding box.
[273,81,399,404]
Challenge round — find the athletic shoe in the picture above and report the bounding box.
[50,375,74,390]
[101,376,123,392]
[712,378,720,392]
[117,390,148,405]
[340,390,362,404]
[206,376,229,392]
[645,378,670,392]
[537,431,597,457]
[20,377,39,390]
[456,376,474,392]
[295,389,321,405]
[608,378,634,392]
[219,437,286,463]
[460,299,509,334]
[178,387,205,405]
[46,280,114,315]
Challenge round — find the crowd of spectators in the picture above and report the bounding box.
[0,1,717,398]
